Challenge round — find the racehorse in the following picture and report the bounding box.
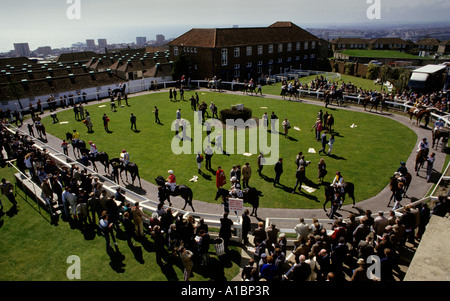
[432,128,450,150]
[243,83,257,95]
[109,157,142,187]
[362,94,385,113]
[408,107,431,127]
[214,187,260,217]
[323,182,356,212]
[80,149,110,173]
[66,132,86,158]
[155,176,194,212]
[389,172,412,203]
[415,148,429,176]
[324,89,344,107]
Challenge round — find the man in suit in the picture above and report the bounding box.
[273,158,283,187]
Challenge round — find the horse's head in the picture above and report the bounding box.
[214,187,228,201]
[155,176,165,185]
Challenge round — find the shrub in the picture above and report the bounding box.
[344,62,355,75]
[366,63,380,80]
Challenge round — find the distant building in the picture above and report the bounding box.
[136,37,147,46]
[437,40,450,55]
[98,39,108,49]
[367,38,413,51]
[13,43,31,57]
[331,38,368,51]
[416,38,441,53]
[36,46,52,56]
[168,21,321,81]
[156,34,165,44]
[86,39,96,50]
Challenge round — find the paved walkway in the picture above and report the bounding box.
[21,89,444,222]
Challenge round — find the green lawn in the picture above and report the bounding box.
[40,91,417,209]
[0,165,241,281]
[262,74,384,96]
[341,49,423,59]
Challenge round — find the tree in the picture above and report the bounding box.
[366,63,380,80]
[171,51,191,80]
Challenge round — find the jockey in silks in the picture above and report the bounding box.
[120,149,130,167]
[229,176,243,198]
[417,137,429,153]
[331,171,345,209]
[331,171,344,194]
[72,129,80,143]
[434,118,444,133]
[88,141,98,157]
[165,170,177,192]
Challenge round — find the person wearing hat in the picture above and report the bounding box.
[434,117,444,132]
[350,258,368,281]
[165,169,177,192]
[331,171,344,194]
[72,129,80,143]
[229,176,242,198]
[397,162,408,177]
[120,149,130,167]
[88,141,98,158]
[417,137,429,153]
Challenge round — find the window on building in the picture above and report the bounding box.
[174,46,178,56]
[246,46,252,56]
[268,45,273,54]
[257,66,262,74]
[310,54,315,59]
[221,48,228,66]
[278,58,283,63]
[303,55,308,60]
[234,70,240,78]
[258,45,263,55]
[287,57,291,62]
[234,64,240,69]
[304,42,308,50]
[247,62,252,68]
[278,44,283,53]
[296,42,301,50]
[287,43,292,51]
[295,56,300,61]
[268,59,273,65]
[311,41,316,49]
[258,60,263,66]
[234,47,240,58]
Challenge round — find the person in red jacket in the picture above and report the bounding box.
[216,166,226,189]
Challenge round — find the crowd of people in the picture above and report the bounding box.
[0,123,220,280]
[241,197,448,282]
[1,74,449,282]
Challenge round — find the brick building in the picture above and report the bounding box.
[167,21,321,81]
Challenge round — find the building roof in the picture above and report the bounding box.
[412,64,447,74]
[56,51,99,63]
[416,38,441,46]
[369,37,411,45]
[0,57,36,68]
[331,38,368,45]
[168,22,319,48]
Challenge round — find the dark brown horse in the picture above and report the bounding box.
[362,94,385,113]
[408,107,431,127]
[415,148,429,175]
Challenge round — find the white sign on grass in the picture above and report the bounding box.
[228,198,244,213]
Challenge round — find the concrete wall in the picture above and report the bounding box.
[404,215,450,281]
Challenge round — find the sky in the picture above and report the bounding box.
[1,0,449,52]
